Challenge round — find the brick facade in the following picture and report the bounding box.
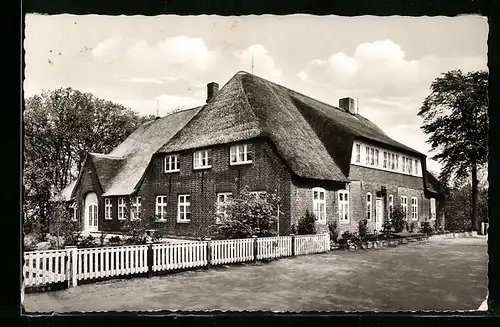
[135,137,292,237]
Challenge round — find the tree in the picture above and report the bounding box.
[390,206,407,233]
[209,186,281,239]
[24,88,153,238]
[297,210,317,235]
[418,70,488,231]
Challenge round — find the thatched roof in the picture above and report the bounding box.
[57,180,77,201]
[63,107,201,198]
[157,71,425,182]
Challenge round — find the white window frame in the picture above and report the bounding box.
[355,143,361,163]
[156,196,167,221]
[388,194,394,220]
[365,146,370,165]
[312,187,326,223]
[117,197,126,220]
[177,194,191,223]
[216,192,232,223]
[131,196,142,220]
[414,159,419,175]
[374,149,379,166]
[193,149,212,170]
[104,198,112,220]
[395,154,399,170]
[411,197,418,220]
[164,154,180,173]
[338,190,349,223]
[391,153,395,170]
[401,196,408,219]
[230,143,253,165]
[430,198,436,220]
[70,202,77,221]
[383,151,387,168]
[366,192,372,221]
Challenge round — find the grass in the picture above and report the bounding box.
[24,236,487,312]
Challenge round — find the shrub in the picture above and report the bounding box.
[210,186,280,239]
[420,221,433,236]
[390,206,406,233]
[108,236,121,245]
[327,220,339,242]
[381,220,393,238]
[290,223,297,235]
[408,222,416,233]
[297,210,317,235]
[48,200,81,249]
[358,219,368,241]
[78,235,97,248]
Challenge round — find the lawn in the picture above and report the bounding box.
[24,236,488,312]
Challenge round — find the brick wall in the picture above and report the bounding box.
[349,164,433,232]
[136,137,292,237]
[72,157,103,231]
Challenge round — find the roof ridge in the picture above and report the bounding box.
[89,153,125,160]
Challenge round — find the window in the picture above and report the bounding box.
[391,153,395,169]
[193,149,212,169]
[230,143,254,165]
[338,190,349,223]
[409,158,413,174]
[415,159,419,175]
[118,198,126,220]
[411,197,418,220]
[366,192,372,221]
[383,151,387,168]
[402,156,406,172]
[395,155,399,170]
[156,196,167,220]
[365,147,370,165]
[355,144,361,163]
[178,195,191,222]
[164,154,180,172]
[104,198,112,220]
[400,196,408,219]
[430,198,436,220]
[216,192,232,223]
[312,188,326,223]
[375,149,379,166]
[370,148,375,165]
[388,194,394,220]
[131,196,142,220]
[70,202,77,221]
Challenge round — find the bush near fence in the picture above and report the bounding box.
[22,233,330,291]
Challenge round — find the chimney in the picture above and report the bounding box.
[206,82,219,103]
[339,97,357,115]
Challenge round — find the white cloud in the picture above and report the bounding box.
[233,44,282,81]
[122,77,165,84]
[92,36,123,58]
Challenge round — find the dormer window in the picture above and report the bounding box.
[230,143,253,165]
[193,149,212,170]
[164,154,180,172]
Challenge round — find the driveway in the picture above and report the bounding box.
[24,236,488,312]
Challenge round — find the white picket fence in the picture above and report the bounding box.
[295,234,330,255]
[257,236,292,259]
[211,238,255,265]
[152,242,208,271]
[22,233,330,290]
[77,245,149,281]
[23,249,68,287]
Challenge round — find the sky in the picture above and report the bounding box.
[24,14,488,174]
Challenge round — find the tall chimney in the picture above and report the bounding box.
[339,97,356,115]
[206,82,219,103]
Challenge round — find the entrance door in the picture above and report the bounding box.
[375,198,384,231]
[84,192,99,232]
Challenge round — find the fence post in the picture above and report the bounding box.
[253,235,258,262]
[206,239,212,269]
[291,234,295,257]
[147,243,153,278]
[65,246,78,288]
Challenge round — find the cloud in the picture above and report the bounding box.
[92,36,123,58]
[122,77,165,84]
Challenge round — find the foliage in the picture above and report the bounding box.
[24,87,153,238]
[78,235,97,248]
[358,219,368,241]
[108,236,122,245]
[418,70,488,231]
[327,220,339,242]
[121,214,162,244]
[297,210,317,235]
[420,221,433,236]
[407,222,416,233]
[290,223,297,235]
[390,206,407,233]
[48,199,82,248]
[381,220,393,238]
[209,186,281,239]
[443,183,488,232]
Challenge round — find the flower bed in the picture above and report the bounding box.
[331,233,429,251]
